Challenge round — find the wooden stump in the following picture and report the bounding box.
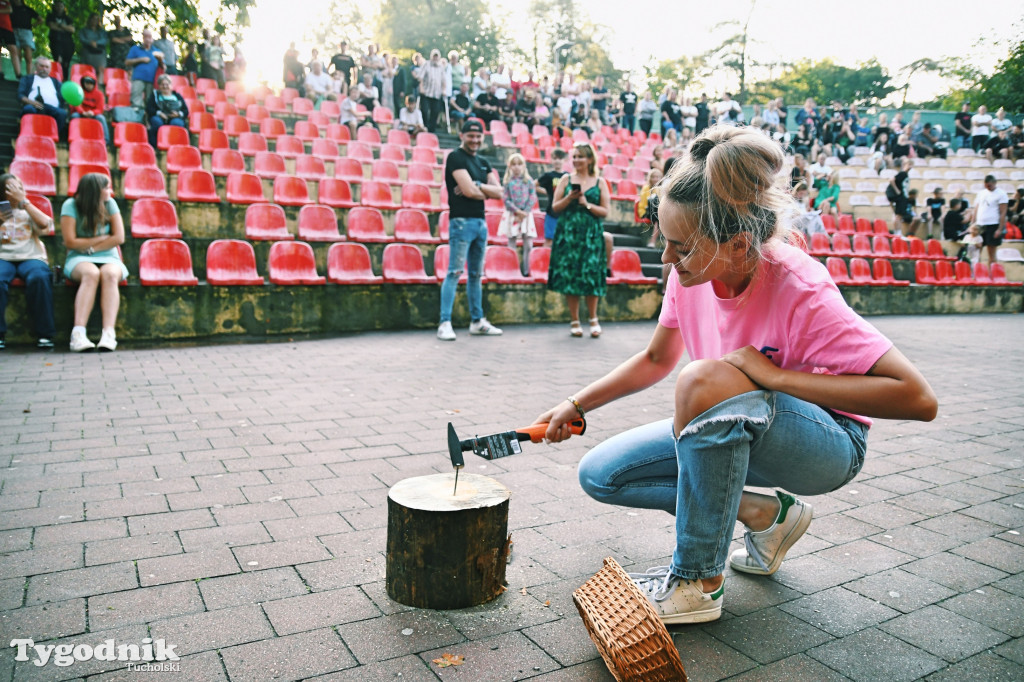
[386,473,511,609]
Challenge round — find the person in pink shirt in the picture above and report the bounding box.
[534,126,937,626]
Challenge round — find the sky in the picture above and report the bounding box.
[214,0,1020,103]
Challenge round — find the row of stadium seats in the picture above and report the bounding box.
[809,234,954,260]
[826,257,1020,287]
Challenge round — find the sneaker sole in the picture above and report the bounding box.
[659,605,722,625]
[730,502,813,576]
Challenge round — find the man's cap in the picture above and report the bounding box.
[462,118,484,134]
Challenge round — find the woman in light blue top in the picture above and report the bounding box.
[60,173,127,352]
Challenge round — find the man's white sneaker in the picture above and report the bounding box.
[628,565,723,625]
[729,491,813,575]
[437,321,456,341]
[97,328,117,352]
[69,330,95,352]
[469,318,502,335]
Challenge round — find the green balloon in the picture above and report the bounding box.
[61,81,84,106]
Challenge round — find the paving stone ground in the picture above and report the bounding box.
[1,315,1022,681]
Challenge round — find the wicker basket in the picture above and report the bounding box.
[573,557,688,682]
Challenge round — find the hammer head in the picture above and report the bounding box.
[447,422,465,469]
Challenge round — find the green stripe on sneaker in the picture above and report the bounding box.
[710,585,724,600]
[776,491,796,525]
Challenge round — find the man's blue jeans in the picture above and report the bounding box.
[0,259,56,338]
[577,391,867,580]
[439,217,487,323]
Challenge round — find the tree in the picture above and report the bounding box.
[305,0,371,55]
[701,0,757,97]
[39,0,253,45]
[527,0,580,73]
[896,58,941,107]
[749,58,895,106]
[643,55,704,98]
[940,32,1024,112]
[377,0,506,69]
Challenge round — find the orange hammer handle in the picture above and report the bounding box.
[517,419,586,443]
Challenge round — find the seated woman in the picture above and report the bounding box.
[60,173,127,352]
[0,173,56,350]
[145,74,187,147]
[814,170,841,217]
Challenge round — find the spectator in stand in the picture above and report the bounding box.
[762,99,780,132]
[650,145,666,173]
[891,132,912,166]
[18,56,66,132]
[808,152,832,190]
[46,1,74,83]
[638,90,658,136]
[789,153,810,189]
[591,75,609,124]
[391,54,408,111]
[329,41,356,90]
[145,74,187,146]
[774,97,788,130]
[983,129,1011,162]
[972,174,1008,265]
[516,88,540,127]
[925,187,945,238]
[499,153,538,276]
[196,29,209,79]
[355,72,380,111]
[306,48,320,72]
[814,170,841,217]
[471,66,488,98]
[107,15,133,71]
[396,95,426,135]
[889,159,920,237]
[943,197,968,240]
[490,64,511,101]
[361,43,384,90]
[153,25,177,76]
[339,91,370,137]
[77,13,107,86]
[60,173,127,353]
[125,28,161,108]
[535,148,567,246]
[0,0,21,79]
[0,172,57,351]
[970,105,992,152]
[282,43,304,95]
[791,120,816,159]
[914,122,945,159]
[304,59,332,104]
[794,98,818,130]
[379,52,395,113]
[449,81,472,130]
[694,93,710,135]
[418,49,447,134]
[714,92,742,126]
[954,102,972,150]
[10,0,39,78]
[660,88,682,136]
[1007,187,1024,227]
[70,75,109,145]
[870,131,893,172]
[960,224,984,264]
[680,96,697,134]
[619,81,638,132]
[890,112,905,135]
[1009,125,1024,161]
[584,108,603,136]
[639,167,663,246]
[473,82,500,125]
[181,43,199,87]
[448,51,465,96]
[990,107,1012,135]
[203,34,225,89]
[328,69,345,101]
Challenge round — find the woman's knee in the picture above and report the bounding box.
[675,359,760,427]
[75,263,100,284]
[100,265,121,284]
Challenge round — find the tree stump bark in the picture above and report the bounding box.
[386,473,511,609]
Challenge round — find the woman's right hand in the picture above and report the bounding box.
[534,399,583,443]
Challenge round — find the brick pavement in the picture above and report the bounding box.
[1,315,1022,681]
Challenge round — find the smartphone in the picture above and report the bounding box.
[571,183,582,193]
[0,201,12,222]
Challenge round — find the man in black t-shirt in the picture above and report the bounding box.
[983,129,1011,162]
[438,118,504,341]
[661,91,682,134]
[954,103,972,151]
[449,82,472,128]
[943,198,967,240]
[619,81,638,132]
[329,41,356,90]
[473,83,500,124]
[46,2,74,83]
[591,75,609,123]
[695,94,710,135]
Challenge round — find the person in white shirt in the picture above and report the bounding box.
[680,96,697,131]
[490,63,511,101]
[397,95,425,134]
[972,175,1009,264]
[807,152,832,189]
[970,105,992,152]
[355,72,380,110]
[714,93,742,125]
[18,56,66,131]
[304,60,332,102]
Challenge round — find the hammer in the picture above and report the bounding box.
[448,419,587,494]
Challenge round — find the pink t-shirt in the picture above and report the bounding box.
[658,242,892,425]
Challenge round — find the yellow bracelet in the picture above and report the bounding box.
[566,396,585,419]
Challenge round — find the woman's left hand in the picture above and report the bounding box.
[721,345,780,389]
[5,179,26,206]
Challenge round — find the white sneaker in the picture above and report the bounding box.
[97,328,117,352]
[437,321,456,341]
[729,491,813,575]
[629,565,723,625]
[69,330,95,352]
[469,318,502,336]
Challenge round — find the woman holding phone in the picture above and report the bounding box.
[547,142,611,338]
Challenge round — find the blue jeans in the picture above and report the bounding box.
[578,391,867,580]
[0,259,56,338]
[621,113,636,132]
[439,217,487,323]
[22,105,67,133]
[70,112,110,144]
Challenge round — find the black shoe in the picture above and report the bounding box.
[37,338,55,350]
[0,335,5,350]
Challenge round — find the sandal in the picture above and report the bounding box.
[570,321,583,337]
[589,318,602,338]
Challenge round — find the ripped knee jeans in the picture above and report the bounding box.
[578,390,867,579]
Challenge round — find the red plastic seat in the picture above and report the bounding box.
[24,194,54,225]
[188,111,216,133]
[852,234,873,256]
[268,241,325,285]
[293,120,320,141]
[854,217,873,234]
[611,180,639,201]
[387,129,411,147]
[334,157,365,182]
[245,104,270,124]
[954,260,981,285]
[873,219,890,235]
[19,114,58,142]
[165,144,202,173]
[224,81,245,99]
[206,239,266,286]
[319,101,340,118]
[122,167,168,199]
[346,141,374,162]
[202,89,227,107]
[259,117,287,138]
[176,169,220,203]
[908,238,927,260]
[826,257,852,285]
[67,117,105,143]
[831,234,853,256]
[381,243,432,283]
[401,183,436,211]
[914,260,938,285]
[184,98,204,116]
[327,242,383,284]
[69,63,97,81]
[290,97,314,116]
[361,181,400,210]
[972,263,995,285]
[807,232,832,257]
[848,257,875,285]
[491,130,514,148]
[326,124,351,143]
[926,239,955,261]
[117,142,158,170]
[298,204,343,242]
[164,74,188,90]
[108,92,131,108]
[356,126,381,146]
[198,128,229,154]
[407,163,439,187]
[307,111,330,129]
[67,139,108,167]
[273,175,310,206]
[211,148,245,176]
[254,151,287,179]
[221,114,250,137]
[410,146,439,167]
[311,138,339,160]
[275,135,305,158]
[433,245,466,284]
[608,249,658,284]
[130,198,181,239]
[344,207,391,242]
[527,247,550,283]
[837,214,855,234]
[264,94,287,113]
[393,209,439,244]
[114,122,147,147]
[935,260,957,284]
[318,179,358,209]
[870,258,908,286]
[195,77,219,95]
[236,132,267,157]
[872,235,892,257]
[370,160,400,183]
[483,246,531,284]
[213,102,239,121]
[245,203,293,241]
[372,106,393,124]
[139,239,199,285]
[991,263,1023,286]
[890,237,911,260]
[415,132,439,149]
[485,212,504,245]
[225,172,267,204]
[295,155,327,181]
[67,164,110,195]
[820,214,836,233]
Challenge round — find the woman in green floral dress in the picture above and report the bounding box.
[548,143,612,337]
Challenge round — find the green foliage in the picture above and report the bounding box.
[571,23,622,83]
[940,34,1024,113]
[643,55,704,98]
[749,58,895,106]
[304,0,371,55]
[376,0,505,69]
[527,0,579,72]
